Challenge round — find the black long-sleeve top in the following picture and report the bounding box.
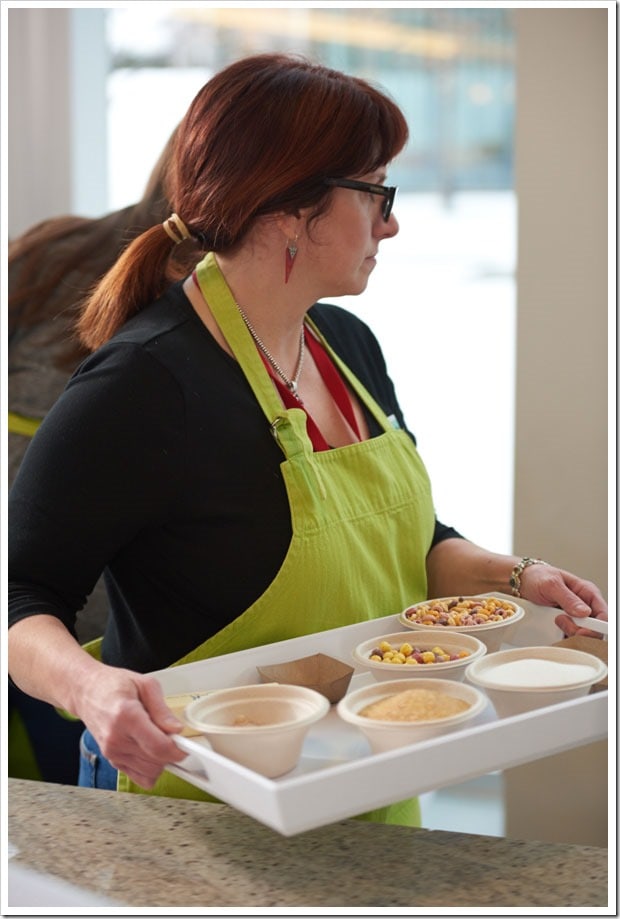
[8,282,463,673]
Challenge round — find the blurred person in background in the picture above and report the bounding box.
[8,128,185,784]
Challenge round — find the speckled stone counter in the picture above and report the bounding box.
[8,778,608,910]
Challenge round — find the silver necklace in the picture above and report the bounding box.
[236,304,305,400]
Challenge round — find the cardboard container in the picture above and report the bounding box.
[257,652,354,703]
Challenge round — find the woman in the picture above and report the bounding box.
[8,54,607,818]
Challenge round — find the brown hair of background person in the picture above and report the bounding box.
[76,52,407,351]
[8,128,182,377]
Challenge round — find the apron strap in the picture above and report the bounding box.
[260,326,362,452]
[258,348,332,452]
[193,253,396,461]
[194,254,287,423]
[305,327,362,440]
[304,316,396,436]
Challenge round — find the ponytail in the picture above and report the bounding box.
[76,224,201,352]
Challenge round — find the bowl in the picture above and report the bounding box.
[352,630,487,682]
[553,635,608,692]
[184,683,330,777]
[464,645,608,717]
[336,678,487,753]
[256,652,354,703]
[399,596,525,652]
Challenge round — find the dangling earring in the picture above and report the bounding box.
[284,236,298,284]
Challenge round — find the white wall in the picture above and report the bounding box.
[7,7,108,238]
[513,6,609,596]
[7,8,72,238]
[506,6,610,847]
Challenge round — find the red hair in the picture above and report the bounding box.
[77,53,408,351]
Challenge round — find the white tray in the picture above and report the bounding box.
[151,598,608,836]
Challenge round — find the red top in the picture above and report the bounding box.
[259,325,362,451]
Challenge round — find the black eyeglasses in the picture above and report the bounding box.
[323,177,397,222]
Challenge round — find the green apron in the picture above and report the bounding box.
[118,253,436,825]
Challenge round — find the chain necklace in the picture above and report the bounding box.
[236,303,305,400]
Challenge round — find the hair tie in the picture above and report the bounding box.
[162,213,192,245]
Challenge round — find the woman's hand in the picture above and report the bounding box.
[518,563,608,638]
[9,615,187,789]
[425,539,608,640]
[75,665,188,789]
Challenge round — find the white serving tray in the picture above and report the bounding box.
[151,597,608,836]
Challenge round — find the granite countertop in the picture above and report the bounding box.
[7,778,608,910]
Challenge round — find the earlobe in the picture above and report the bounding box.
[274,212,303,238]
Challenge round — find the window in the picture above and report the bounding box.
[105,6,516,552]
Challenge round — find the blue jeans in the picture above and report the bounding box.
[78,729,119,790]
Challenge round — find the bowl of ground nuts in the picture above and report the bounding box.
[336,678,488,752]
[184,683,330,778]
[399,596,525,652]
[353,630,487,682]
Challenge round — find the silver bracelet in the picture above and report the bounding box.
[509,557,550,598]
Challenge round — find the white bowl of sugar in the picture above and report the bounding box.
[464,645,607,717]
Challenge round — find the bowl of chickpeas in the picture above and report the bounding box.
[398,596,525,652]
[352,630,487,682]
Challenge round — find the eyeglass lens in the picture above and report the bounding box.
[324,178,396,222]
